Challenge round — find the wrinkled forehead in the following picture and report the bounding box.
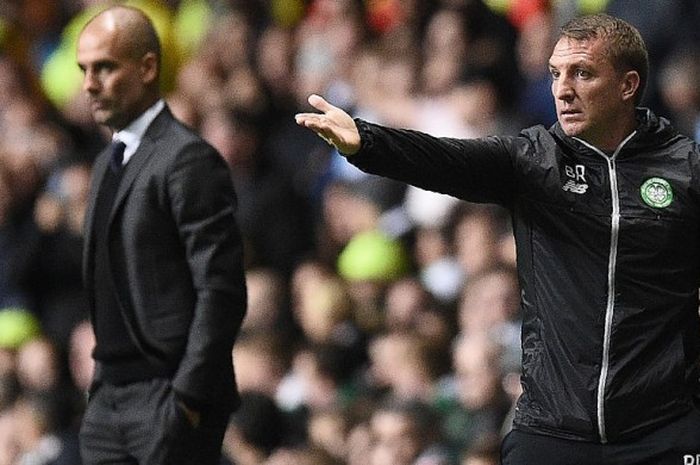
[77,31,120,67]
[78,26,109,50]
[549,36,610,66]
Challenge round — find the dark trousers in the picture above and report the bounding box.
[80,378,230,465]
[501,408,700,465]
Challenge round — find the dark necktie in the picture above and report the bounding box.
[109,140,127,173]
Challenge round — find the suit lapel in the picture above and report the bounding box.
[82,144,113,287]
[108,108,171,225]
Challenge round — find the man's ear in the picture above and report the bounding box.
[621,70,640,102]
[140,52,158,85]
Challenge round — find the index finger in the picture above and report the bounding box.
[308,94,335,113]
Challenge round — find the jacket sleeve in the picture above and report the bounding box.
[166,142,247,406]
[348,119,521,206]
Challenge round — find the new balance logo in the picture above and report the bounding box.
[562,179,588,194]
[562,164,588,194]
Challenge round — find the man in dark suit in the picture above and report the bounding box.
[77,6,246,465]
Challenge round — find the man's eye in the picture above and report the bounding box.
[550,70,560,79]
[96,63,116,73]
[575,69,590,78]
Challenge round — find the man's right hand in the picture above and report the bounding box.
[295,94,361,156]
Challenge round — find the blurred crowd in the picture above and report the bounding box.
[0,0,699,464]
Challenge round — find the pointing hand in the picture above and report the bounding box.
[295,94,361,156]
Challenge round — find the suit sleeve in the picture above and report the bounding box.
[348,119,522,206]
[166,142,247,406]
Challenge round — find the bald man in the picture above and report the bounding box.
[77,6,246,465]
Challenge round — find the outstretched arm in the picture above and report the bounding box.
[296,93,519,205]
[295,94,361,155]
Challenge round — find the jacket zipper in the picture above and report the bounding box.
[573,132,636,443]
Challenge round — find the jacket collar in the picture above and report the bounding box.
[550,108,679,158]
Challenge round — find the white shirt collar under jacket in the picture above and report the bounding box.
[112,99,165,166]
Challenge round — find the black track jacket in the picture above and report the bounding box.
[348,109,700,443]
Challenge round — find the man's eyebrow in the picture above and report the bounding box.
[548,58,592,69]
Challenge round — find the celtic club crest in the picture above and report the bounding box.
[640,177,673,208]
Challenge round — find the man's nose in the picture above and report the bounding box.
[82,70,100,94]
[553,77,575,101]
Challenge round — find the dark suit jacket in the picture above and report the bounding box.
[83,106,247,411]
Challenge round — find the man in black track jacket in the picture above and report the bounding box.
[296,13,700,465]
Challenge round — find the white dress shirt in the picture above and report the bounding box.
[112,99,165,166]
